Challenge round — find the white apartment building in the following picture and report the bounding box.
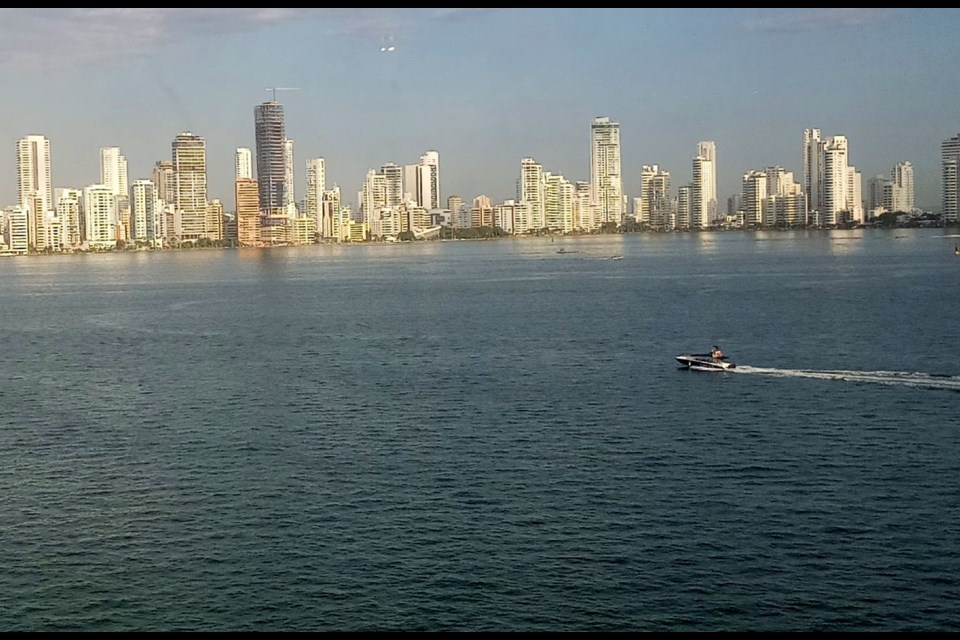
[590,117,623,226]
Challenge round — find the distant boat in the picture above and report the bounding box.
[610,255,624,260]
[955,245,959,256]
[676,346,736,371]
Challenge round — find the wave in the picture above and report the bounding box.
[732,366,960,391]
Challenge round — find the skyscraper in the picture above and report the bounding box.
[418,150,440,210]
[544,173,574,233]
[235,147,253,180]
[804,130,863,226]
[100,147,128,197]
[17,134,53,249]
[942,134,960,222]
[172,132,208,241]
[100,146,130,241]
[520,157,545,233]
[16,135,53,214]
[741,170,768,227]
[305,158,326,223]
[891,161,914,213]
[84,184,116,248]
[235,178,260,246]
[803,128,822,219]
[381,162,404,210]
[283,138,295,214]
[55,187,83,247]
[590,117,623,226]
[131,179,160,244]
[640,165,671,230]
[153,160,176,206]
[254,100,288,213]
[697,141,717,224]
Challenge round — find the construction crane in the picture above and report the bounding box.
[265,87,301,101]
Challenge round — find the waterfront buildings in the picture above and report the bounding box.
[3,113,953,255]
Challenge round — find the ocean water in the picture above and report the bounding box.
[0,229,958,631]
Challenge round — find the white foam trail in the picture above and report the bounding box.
[732,366,960,391]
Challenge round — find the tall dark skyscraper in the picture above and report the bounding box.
[254,100,286,213]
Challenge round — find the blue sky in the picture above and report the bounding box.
[2,8,958,212]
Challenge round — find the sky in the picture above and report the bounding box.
[1,8,959,213]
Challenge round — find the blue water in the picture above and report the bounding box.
[1,229,958,631]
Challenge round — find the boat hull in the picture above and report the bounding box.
[676,354,736,371]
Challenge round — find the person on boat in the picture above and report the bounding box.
[711,346,724,360]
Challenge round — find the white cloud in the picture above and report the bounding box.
[741,8,902,32]
[0,8,466,69]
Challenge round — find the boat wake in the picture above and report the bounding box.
[732,366,960,392]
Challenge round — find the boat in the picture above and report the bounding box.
[955,245,959,256]
[676,346,736,371]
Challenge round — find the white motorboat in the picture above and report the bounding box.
[676,346,735,371]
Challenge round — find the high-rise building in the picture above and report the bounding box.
[254,100,288,213]
[640,165,671,230]
[172,132,208,241]
[676,185,692,230]
[943,134,960,222]
[803,128,822,218]
[698,141,717,222]
[741,170,768,227]
[544,173,574,233]
[17,135,53,214]
[305,158,326,222]
[417,150,440,210]
[471,195,493,228]
[590,117,623,226]
[235,147,253,180]
[131,179,160,244]
[153,160,176,206]
[319,186,342,240]
[690,141,717,229]
[17,134,53,249]
[944,134,960,222]
[360,169,387,233]
[206,198,223,241]
[100,147,128,197]
[867,174,890,216]
[55,187,83,247]
[235,178,261,246]
[805,130,863,226]
[573,181,595,232]
[283,138,296,214]
[446,195,464,230]
[890,161,914,213]
[84,184,116,248]
[759,166,805,227]
[494,200,521,235]
[381,163,404,209]
[6,207,29,254]
[100,146,130,241]
[520,158,545,234]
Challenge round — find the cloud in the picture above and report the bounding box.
[741,8,902,32]
[0,9,297,68]
[0,8,470,69]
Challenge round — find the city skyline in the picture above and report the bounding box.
[1,9,959,211]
